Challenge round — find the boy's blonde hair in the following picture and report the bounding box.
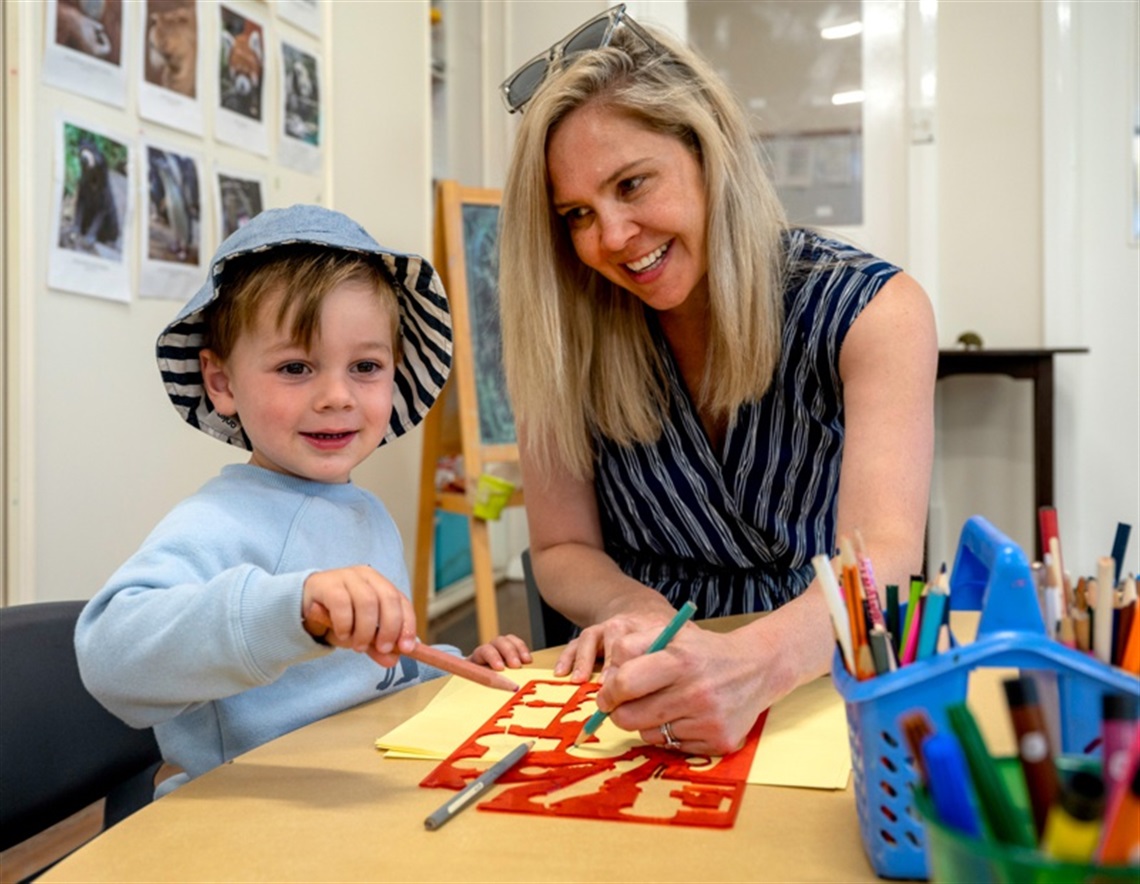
[499,23,788,481]
[204,245,401,360]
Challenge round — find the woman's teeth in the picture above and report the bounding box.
[626,243,667,273]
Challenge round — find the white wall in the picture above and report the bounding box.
[3,0,433,605]
[328,0,433,580]
[1045,0,1140,575]
[931,0,1043,561]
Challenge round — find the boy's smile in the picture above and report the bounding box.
[200,280,396,484]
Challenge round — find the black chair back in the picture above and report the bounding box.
[0,600,162,854]
[521,549,577,650]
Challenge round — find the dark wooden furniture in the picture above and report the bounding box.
[936,348,1089,558]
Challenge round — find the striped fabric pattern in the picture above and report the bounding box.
[592,229,901,618]
[155,206,453,451]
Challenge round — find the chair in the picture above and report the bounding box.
[521,549,577,650]
[0,600,163,878]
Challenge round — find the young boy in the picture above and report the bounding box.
[76,205,529,796]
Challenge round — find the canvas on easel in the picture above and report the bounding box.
[413,180,523,644]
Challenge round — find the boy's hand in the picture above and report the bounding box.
[301,566,416,668]
[468,634,532,670]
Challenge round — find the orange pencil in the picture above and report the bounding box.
[1121,598,1140,675]
[1074,577,1092,652]
[305,603,520,692]
[1115,576,1137,666]
[407,642,521,693]
[842,559,874,680]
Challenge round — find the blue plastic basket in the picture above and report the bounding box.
[832,516,1140,880]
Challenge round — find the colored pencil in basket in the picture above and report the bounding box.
[813,554,855,676]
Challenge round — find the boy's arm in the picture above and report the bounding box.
[75,501,327,729]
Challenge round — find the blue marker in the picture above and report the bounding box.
[921,732,983,838]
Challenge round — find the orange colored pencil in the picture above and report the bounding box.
[304,603,520,692]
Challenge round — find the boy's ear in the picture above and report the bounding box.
[199,350,237,416]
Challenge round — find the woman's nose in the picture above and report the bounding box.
[596,205,638,252]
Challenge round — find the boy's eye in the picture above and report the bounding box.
[354,360,383,374]
[279,362,308,375]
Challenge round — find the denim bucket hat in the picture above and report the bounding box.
[156,204,453,450]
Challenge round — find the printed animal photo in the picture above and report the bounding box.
[144,0,197,98]
[282,43,320,145]
[55,0,123,66]
[57,124,128,259]
[217,173,263,239]
[147,147,201,264]
[219,6,264,120]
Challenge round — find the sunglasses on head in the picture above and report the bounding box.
[499,3,660,114]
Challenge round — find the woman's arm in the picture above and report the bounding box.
[832,270,937,596]
[593,271,938,754]
[520,433,679,680]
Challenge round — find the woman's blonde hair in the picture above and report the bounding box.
[499,22,788,481]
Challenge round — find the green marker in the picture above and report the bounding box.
[946,702,1037,848]
[574,601,697,745]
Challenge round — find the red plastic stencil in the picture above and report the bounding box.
[420,679,767,827]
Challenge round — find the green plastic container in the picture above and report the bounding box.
[915,762,1138,884]
[471,473,515,521]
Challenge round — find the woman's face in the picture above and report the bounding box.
[546,103,709,315]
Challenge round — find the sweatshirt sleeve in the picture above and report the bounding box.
[75,497,325,728]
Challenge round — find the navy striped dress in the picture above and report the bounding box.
[592,229,901,618]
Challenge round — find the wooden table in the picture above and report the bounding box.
[936,347,1088,559]
[40,621,881,883]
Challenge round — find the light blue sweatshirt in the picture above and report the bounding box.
[76,464,453,796]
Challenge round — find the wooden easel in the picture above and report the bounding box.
[412,181,523,644]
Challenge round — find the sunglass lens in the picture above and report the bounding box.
[506,58,549,110]
[562,18,612,55]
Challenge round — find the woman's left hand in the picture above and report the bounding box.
[591,620,798,757]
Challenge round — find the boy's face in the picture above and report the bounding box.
[200,279,396,484]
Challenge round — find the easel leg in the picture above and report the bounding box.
[412,407,445,642]
[468,517,501,644]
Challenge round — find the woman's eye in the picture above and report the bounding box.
[618,175,645,197]
[562,206,592,228]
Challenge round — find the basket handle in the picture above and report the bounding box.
[948,515,1046,637]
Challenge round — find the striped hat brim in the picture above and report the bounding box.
[156,205,453,450]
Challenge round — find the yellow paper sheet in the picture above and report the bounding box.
[376,669,850,789]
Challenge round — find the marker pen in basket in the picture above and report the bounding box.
[1101,692,1140,810]
[1098,727,1140,864]
[1110,521,1131,586]
[947,702,1037,849]
[920,732,983,838]
[885,583,900,654]
[1003,675,1060,839]
[1041,770,1105,863]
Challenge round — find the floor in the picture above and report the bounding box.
[426,579,533,653]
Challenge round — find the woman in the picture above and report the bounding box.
[498,6,936,756]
